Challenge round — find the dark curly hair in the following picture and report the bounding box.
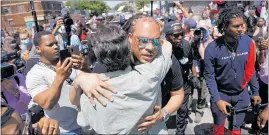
[89,24,130,72]
[217,6,245,34]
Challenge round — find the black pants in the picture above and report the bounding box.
[191,77,208,109]
[176,81,192,135]
[251,79,268,133]
[259,79,268,104]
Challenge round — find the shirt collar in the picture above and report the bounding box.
[104,66,132,78]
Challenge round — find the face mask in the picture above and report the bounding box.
[22,39,32,46]
[58,25,66,34]
[257,22,264,27]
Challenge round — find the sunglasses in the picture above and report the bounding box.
[135,37,161,47]
[170,32,184,39]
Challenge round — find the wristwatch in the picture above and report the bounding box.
[161,109,170,122]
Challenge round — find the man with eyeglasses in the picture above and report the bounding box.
[204,6,261,135]
[126,16,185,133]
[75,15,185,134]
[70,22,173,134]
[164,21,196,134]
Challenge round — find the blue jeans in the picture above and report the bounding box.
[61,128,81,135]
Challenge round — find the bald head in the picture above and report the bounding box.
[133,17,160,38]
[123,15,160,35]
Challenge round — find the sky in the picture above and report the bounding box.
[105,1,123,8]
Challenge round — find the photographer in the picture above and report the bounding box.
[1,61,31,115]
[52,16,67,50]
[1,104,59,135]
[191,27,213,123]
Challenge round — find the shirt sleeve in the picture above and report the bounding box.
[249,71,260,96]
[26,69,50,98]
[185,41,194,64]
[204,44,221,103]
[171,55,184,91]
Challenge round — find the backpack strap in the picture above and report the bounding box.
[14,75,20,85]
[1,92,8,104]
[1,103,15,126]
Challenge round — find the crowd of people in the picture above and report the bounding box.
[1,0,268,135]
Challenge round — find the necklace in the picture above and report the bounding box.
[223,38,238,79]
[37,61,73,85]
[224,39,238,58]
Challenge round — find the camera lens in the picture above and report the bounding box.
[194,29,201,35]
[65,18,73,26]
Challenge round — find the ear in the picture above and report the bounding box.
[128,33,133,48]
[35,46,41,54]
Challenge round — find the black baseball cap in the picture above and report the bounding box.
[163,21,182,35]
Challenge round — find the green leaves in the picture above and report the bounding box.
[113,2,133,12]
[65,0,111,15]
[135,0,150,10]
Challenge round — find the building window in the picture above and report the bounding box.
[18,5,24,12]
[9,20,14,26]
[2,7,11,14]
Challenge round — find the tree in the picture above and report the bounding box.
[65,1,71,7]
[66,0,111,15]
[113,2,133,12]
[114,2,127,11]
[135,0,150,10]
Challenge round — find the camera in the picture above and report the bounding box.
[1,53,25,74]
[1,63,16,81]
[61,8,74,46]
[63,14,73,34]
[194,27,208,43]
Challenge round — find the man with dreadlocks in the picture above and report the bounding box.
[204,6,261,135]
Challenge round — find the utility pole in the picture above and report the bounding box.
[150,1,153,16]
[142,1,144,12]
[30,0,39,32]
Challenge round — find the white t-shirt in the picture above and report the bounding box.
[26,64,80,133]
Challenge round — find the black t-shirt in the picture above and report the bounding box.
[191,41,205,77]
[161,55,184,107]
[172,39,193,80]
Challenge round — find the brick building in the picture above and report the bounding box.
[1,0,63,33]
